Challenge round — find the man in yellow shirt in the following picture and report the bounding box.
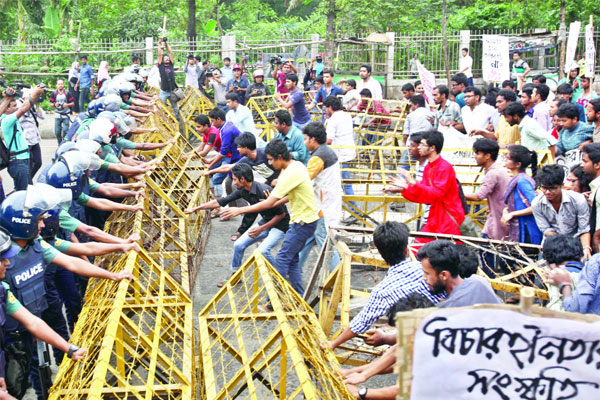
[222,139,319,298]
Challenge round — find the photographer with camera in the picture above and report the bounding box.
[205,68,229,112]
[49,79,75,145]
[272,58,297,94]
[0,85,44,190]
[16,86,46,181]
[157,37,182,129]
[225,62,250,105]
[184,53,200,89]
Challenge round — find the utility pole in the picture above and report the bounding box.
[558,0,567,80]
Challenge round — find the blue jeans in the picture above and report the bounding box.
[210,156,229,197]
[217,104,229,113]
[341,162,358,213]
[297,217,341,272]
[159,89,181,121]
[231,225,285,271]
[8,158,30,190]
[79,87,90,113]
[275,220,318,296]
[292,119,311,132]
[54,116,70,144]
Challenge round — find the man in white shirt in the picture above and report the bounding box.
[323,95,358,213]
[532,84,552,131]
[462,86,495,137]
[403,95,434,137]
[184,54,200,88]
[356,64,382,100]
[459,48,474,86]
[225,92,265,148]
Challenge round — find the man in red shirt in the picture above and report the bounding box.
[181,114,221,160]
[385,130,464,239]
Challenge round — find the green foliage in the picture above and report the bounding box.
[42,6,61,38]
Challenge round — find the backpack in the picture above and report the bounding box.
[0,124,28,170]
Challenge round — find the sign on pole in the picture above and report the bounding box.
[482,35,509,83]
[565,21,581,72]
[585,22,596,77]
[410,308,600,399]
[417,61,436,105]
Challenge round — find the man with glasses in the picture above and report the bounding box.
[531,164,592,259]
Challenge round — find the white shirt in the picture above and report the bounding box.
[459,55,473,78]
[404,107,434,137]
[325,110,356,163]
[226,105,257,136]
[343,88,360,111]
[461,103,495,135]
[356,77,383,100]
[184,64,200,88]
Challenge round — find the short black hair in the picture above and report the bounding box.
[434,85,449,99]
[303,122,327,144]
[322,68,334,77]
[265,138,292,161]
[409,132,423,144]
[410,95,426,108]
[464,86,481,99]
[231,162,254,183]
[387,293,434,326]
[455,245,479,278]
[323,95,342,111]
[542,234,583,265]
[132,55,141,63]
[80,54,88,60]
[583,142,600,164]
[473,138,500,161]
[536,164,565,187]
[224,57,231,62]
[360,64,372,74]
[557,83,574,95]
[502,80,516,89]
[451,73,469,87]
[315,76,324,84]
[421,130,444,154]
[533,74,546,84]
[359,89,372,98]
[497,89,517,102]
[556,103,580,120]
[521,86,533,99]
[589,98,600,113]
[373,221,409,265]
[402,83,415,92]
[534,84,550,101]
[202,60,209,66]
[234,132,257,150]
[274,109,292,126]
[462,47,469,53]
[417,240,461,278]
[286,73,299,84]
[508,144,538,176]
[503,101,526,118]
[414,80,422,87]
[194,114,210,126]
[346,79,356,89]
[208,108,226,121]
[225,92,238,102]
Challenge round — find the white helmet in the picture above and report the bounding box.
[89,118,114,144]
[74,138,101,155]
[104,93,122,108]
[253,69,264,78]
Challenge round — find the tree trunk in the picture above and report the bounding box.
[558,0,567,80]
[188,0,196,50]
[441,0,451,85]
[324,0,336,68]
[216,1,224,36]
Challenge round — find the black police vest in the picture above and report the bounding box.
[4,240,47,332]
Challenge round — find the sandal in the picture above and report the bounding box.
[217,278,229,288]
[231,232,241,241]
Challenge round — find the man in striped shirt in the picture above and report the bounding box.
[327,221,443,350]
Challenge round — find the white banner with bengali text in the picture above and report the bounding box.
[482,35,509,83]
[417,61,435,105]
[410,308,600,400]
[565,21,582,72]
[586,23,596,77]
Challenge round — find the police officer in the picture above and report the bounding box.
[0,229,87,400]
[0,186,132,399]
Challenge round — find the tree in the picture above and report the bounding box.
[188,0,196,48]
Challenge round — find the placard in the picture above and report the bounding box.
[585,23,596,77]
[416,61,435,105]
[482,35,509,83]
[565,21,581,72]
[411,308,600,399]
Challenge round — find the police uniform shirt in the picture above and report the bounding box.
[3,282,22,315]
[12,238,59,264]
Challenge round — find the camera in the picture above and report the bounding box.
[187,53,195,60]
[270,55,283,66]
[162,37,168,42]
[0,80,30,98]
[316,55,323,62]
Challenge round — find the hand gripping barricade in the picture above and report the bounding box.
[303,226,548,367]
[47,94,210,399]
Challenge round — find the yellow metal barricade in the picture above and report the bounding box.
[197,251,353,400]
